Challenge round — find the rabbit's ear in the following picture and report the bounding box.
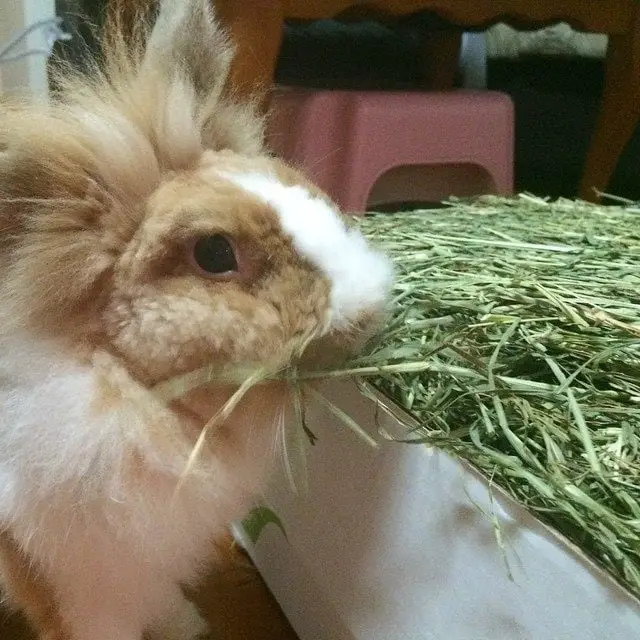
[141,0,232,102]
[129,0,265,158]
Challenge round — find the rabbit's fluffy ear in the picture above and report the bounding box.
[141,0,233,99]
[101,0,266,162]
[143,0,267,156]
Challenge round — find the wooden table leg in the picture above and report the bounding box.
[579,17,640,201]
[215,0,285,112]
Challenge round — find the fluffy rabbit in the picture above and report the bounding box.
[0,1,393,639]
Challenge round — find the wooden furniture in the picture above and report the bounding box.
[216,0,640,202]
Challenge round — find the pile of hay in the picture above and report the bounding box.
[160,193,640,597]
[352,194,640,597]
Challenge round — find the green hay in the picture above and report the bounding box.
[158,193,640,598]
[353,194,640,597]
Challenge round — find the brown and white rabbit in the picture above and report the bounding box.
[0,1,392,639]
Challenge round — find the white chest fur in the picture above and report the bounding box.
[0,332,283,637]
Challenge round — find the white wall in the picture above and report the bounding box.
[0,0,57,97]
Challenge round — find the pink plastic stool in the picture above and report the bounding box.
[267,88,514,213]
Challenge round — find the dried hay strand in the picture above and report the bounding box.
[354,194,640,597]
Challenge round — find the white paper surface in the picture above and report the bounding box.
[235,380,640,640]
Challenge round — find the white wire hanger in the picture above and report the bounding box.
[0,17,72,65]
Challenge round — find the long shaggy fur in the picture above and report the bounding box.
[0,1,393,638]
[0,0,264,336]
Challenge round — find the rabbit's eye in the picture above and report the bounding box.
[190,235,238,275]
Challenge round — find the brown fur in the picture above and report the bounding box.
[0,2,333,382]
[0,2,388,638]
[0,0,306,631]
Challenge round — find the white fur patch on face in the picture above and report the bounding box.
[222,173,394,329]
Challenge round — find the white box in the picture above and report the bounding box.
[235,380,640,640]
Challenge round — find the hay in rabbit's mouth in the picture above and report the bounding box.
[155,325,330,493]
[156,193,640,600]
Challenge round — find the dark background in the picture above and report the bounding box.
[54,2,640,201]
[275,19,640,201]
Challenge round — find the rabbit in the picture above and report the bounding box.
[0,1,393,639]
